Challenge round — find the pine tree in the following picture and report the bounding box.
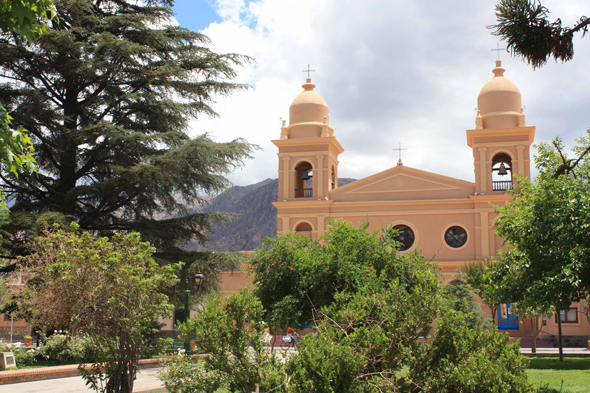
[443,279,491,330]
[489,0,589,69]
[0,0,254,282]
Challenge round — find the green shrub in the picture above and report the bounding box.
[159,356,230,393]
[0,343,36,367]
[38,333,94,365]
[287,335,367,393]
[175,289,286,393]
[536,384,561,393]
[140,321,170,359]
[409,311,532,393]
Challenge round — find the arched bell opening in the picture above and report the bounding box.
[491,153,512,191]
[330,165,336,190]
[295,161,313,198]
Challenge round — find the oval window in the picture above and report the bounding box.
[445,226,467,248]
[392,225,415,251]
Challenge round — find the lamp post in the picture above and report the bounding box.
[183,272,205,356]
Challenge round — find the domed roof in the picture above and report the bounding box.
[289,78,329,126]
[477,61,522,129]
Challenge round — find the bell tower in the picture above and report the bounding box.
[467,61,535,195]
[272,78,344,237]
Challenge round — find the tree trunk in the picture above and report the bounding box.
[491,305,497,327]
[120,362,134,393]
[531,317,537,354]
[557,310,563,362]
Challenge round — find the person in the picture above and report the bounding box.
[311,327,317,338]
[287,327,296,348]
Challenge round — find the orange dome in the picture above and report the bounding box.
[477,61,522,129]
[289,78,329,126]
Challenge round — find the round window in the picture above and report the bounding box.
[392,225,415,251]
[445,226,468,248]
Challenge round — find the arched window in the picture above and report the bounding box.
[492,153,512,191]
[295,162,313,198]
[295,222,313,232]
[331,165,336,190]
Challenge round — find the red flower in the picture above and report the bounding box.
[290,267,294,270]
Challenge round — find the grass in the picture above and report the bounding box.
[526,357,590,393]
[17,360,80,369]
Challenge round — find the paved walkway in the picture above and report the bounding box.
[4,348,590,392]
[1,368,164,393]
[520,347,590,355]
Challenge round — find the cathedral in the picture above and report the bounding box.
[268,60,589,343]
[272,60,533,280]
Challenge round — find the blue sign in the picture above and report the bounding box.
[497,303,519,330]
[294,322,312,330]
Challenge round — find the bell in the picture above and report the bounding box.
[301,170,312,181]
[498,160,508,176]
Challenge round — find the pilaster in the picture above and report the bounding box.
[478,147,487,193]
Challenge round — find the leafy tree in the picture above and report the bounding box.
[464,260,504,325]
[0,0,52,214]
[0,0,55,42]
[174,288,285,393]
[409,311,532,393]
[287,271,444,392]
[511,298,553,354]
[465,260,553,353]
[248,219,438,332]
[0,0,254,275]
[492,132,590,360]
[443,279,491,329]
[0,107,36,214]
[9,223,180,393]
[489,0,589,69]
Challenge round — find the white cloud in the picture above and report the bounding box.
[186,0,590,187]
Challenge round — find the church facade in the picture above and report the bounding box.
[270,61,589,343]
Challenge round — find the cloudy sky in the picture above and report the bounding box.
[172,0,590,187]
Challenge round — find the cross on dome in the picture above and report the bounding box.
[491,43,506,60]
[302,64,315,78]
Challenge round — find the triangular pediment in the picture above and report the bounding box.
[349,172,460,194]
[331,165,474,201]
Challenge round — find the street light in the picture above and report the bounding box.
[183,272,205,356]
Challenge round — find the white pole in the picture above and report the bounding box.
[10,316,14,344]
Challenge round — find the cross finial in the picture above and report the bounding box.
[491,43,506,60]
[302,64,315,78]
[392,143,407,162]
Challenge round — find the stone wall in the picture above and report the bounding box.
[546,335,590,348]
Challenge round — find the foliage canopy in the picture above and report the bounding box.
[0,0,55,42]
[167,221,533,392]
[248,219,439,330]
[0,0,255,269]
[492,132,590,311]
[10,223,180,393]
[489,0,589,69]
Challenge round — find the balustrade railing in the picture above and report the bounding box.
[492,180,513,191]
[295,188,313,198]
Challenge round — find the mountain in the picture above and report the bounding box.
[184,178,356,252]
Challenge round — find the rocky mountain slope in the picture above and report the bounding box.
[185,178,356,252]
